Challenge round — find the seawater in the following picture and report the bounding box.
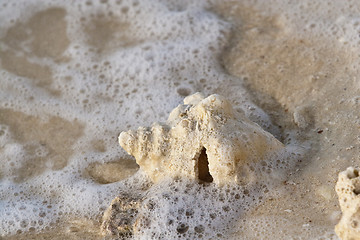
[1,0,360,239]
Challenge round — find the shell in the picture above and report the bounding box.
[119,93,284,185]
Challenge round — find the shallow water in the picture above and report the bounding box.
[0,0,359,239]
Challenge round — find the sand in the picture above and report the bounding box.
[0,0,359,239]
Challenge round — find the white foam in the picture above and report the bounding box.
[0,0,239,236]
[1,0,357,238]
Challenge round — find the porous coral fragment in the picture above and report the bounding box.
[101,194,142,237]
[335,167,360,240]
[119,93,284,185]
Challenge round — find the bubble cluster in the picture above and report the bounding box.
[124,177,269,239]
[0,0,240,237]
[1,0,358,238]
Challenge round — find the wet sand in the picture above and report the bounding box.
[1,0,359,239]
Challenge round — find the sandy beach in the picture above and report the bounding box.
[0,0,359,239]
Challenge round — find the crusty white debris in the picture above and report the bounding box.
[101,193,142,237]
[335,167,360,240]
[119,93,284,185]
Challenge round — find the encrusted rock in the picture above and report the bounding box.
[335,167,360,240]
[101,193,142,237]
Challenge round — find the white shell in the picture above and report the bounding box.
[119,93,284,185]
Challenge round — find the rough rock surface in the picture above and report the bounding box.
[335,167,360,240]
[101,193,142,237]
